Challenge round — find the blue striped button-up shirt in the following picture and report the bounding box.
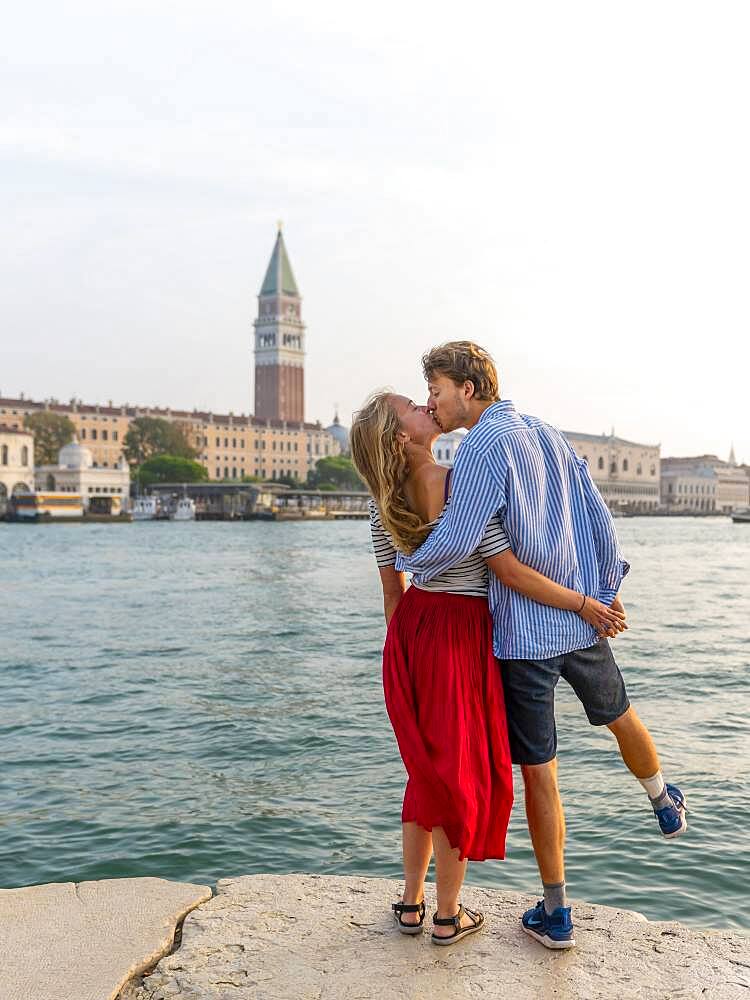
[396,400,629,660]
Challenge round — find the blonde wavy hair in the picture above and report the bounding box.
[350,391,432,554]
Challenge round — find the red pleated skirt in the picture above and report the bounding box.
[382,585,514,861]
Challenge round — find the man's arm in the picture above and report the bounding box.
[571,450,630,603]
[397,442,506,580]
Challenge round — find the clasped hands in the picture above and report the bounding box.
[579,594,628,639]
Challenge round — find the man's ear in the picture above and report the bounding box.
[463,380,476,401]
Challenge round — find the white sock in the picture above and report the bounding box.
[639,770,669,807]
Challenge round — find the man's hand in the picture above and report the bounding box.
[610,595,626,616]
[604,595,627,639]
[579,597,627,639]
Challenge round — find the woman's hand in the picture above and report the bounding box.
[578,596,627,638]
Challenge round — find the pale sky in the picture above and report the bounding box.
[2,1,748,460]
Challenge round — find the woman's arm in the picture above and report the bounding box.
[379,567,407,626]
[484,550,627,636]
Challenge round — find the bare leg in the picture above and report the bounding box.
[521,759,565,885]
[432,826,476,937]
[400,822,432,924]
[607,706,660,779]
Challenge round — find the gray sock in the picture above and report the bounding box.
[650,787,672,811]
[543,880,567,915]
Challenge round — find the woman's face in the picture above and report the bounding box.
[389,394,441,446]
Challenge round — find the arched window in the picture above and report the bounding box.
[622,458,628,472]
[637,463,642,475]
[21,446,29,465]
[46,474,56,490]
[650,465,656,476]
[610,462,617,475]
[597,456,604,470]
[1,444,7,465]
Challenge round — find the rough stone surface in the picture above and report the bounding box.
[135,874,750,1000]
[1,876,211,1000]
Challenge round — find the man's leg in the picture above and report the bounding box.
[608,705,659,778]
[501,657,575,949]
[563,641,688,838]
[521,758,565,884]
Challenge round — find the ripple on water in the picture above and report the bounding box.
[0,517,748,931]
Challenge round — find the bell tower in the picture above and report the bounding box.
[253,225,305,423]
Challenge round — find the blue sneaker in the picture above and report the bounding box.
[521,900,576,950]
[654,783,688,839]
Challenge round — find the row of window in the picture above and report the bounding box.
[0,445,29,466]
[583,454,656,475]
[42,481,124,494]
[600,483,660,496]
[214,467,302,481]
[667,482,715,495]
[80,428,118,442]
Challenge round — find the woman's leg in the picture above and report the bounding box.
[432,827,476,936]
[400,821,432,924]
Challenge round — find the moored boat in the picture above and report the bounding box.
[170,496,196,521]
[132,496,158,521]
[731,508,750,523]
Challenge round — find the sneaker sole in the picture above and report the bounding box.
[522,923,576,950]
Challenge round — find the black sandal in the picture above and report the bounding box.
[392,899,426,935]
[431,904,484,946]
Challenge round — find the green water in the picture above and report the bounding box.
[1,517,748,930]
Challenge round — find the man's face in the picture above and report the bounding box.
[426,373,472,432]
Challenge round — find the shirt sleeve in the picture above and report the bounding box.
[567,448,630,603]
[368,499,398,568]
[396,441,507,581]
[476,514,511,559]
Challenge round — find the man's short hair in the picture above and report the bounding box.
[421,341,500,401]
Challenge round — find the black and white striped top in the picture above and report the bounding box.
[368,496,510,597]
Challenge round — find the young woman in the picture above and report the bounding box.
[350,391,625,946]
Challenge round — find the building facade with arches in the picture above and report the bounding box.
[563,430,661,511]
[0,425,34,512]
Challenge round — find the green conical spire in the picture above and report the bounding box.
[260,225,299,296]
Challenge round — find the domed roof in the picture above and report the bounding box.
[58,437,94,469]
[325,411,350,453]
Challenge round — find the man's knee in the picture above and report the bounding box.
[521,758,558,789]
[606,704,635,734]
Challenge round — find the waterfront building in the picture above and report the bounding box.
[0,228,341,484]
[0,398,340,485]
[660,451,749,513]
[0,425,34,512]
[563,430,660,511]
[253,226,305,424]
[433,430,466,468]
[35,438,130,510]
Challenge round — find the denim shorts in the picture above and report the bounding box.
[500,639,630,766]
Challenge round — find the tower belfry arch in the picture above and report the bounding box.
[253,227,305,423]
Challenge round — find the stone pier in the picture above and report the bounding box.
[2,873,749,1000]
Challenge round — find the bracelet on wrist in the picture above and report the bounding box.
[577,593,587,613]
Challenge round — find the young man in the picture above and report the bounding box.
[396,341,687,950]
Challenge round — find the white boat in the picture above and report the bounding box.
[170,496,196,521]
[132,496,158,521]
[731,508,750,524]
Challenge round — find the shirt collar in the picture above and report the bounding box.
[477,399,514,424]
